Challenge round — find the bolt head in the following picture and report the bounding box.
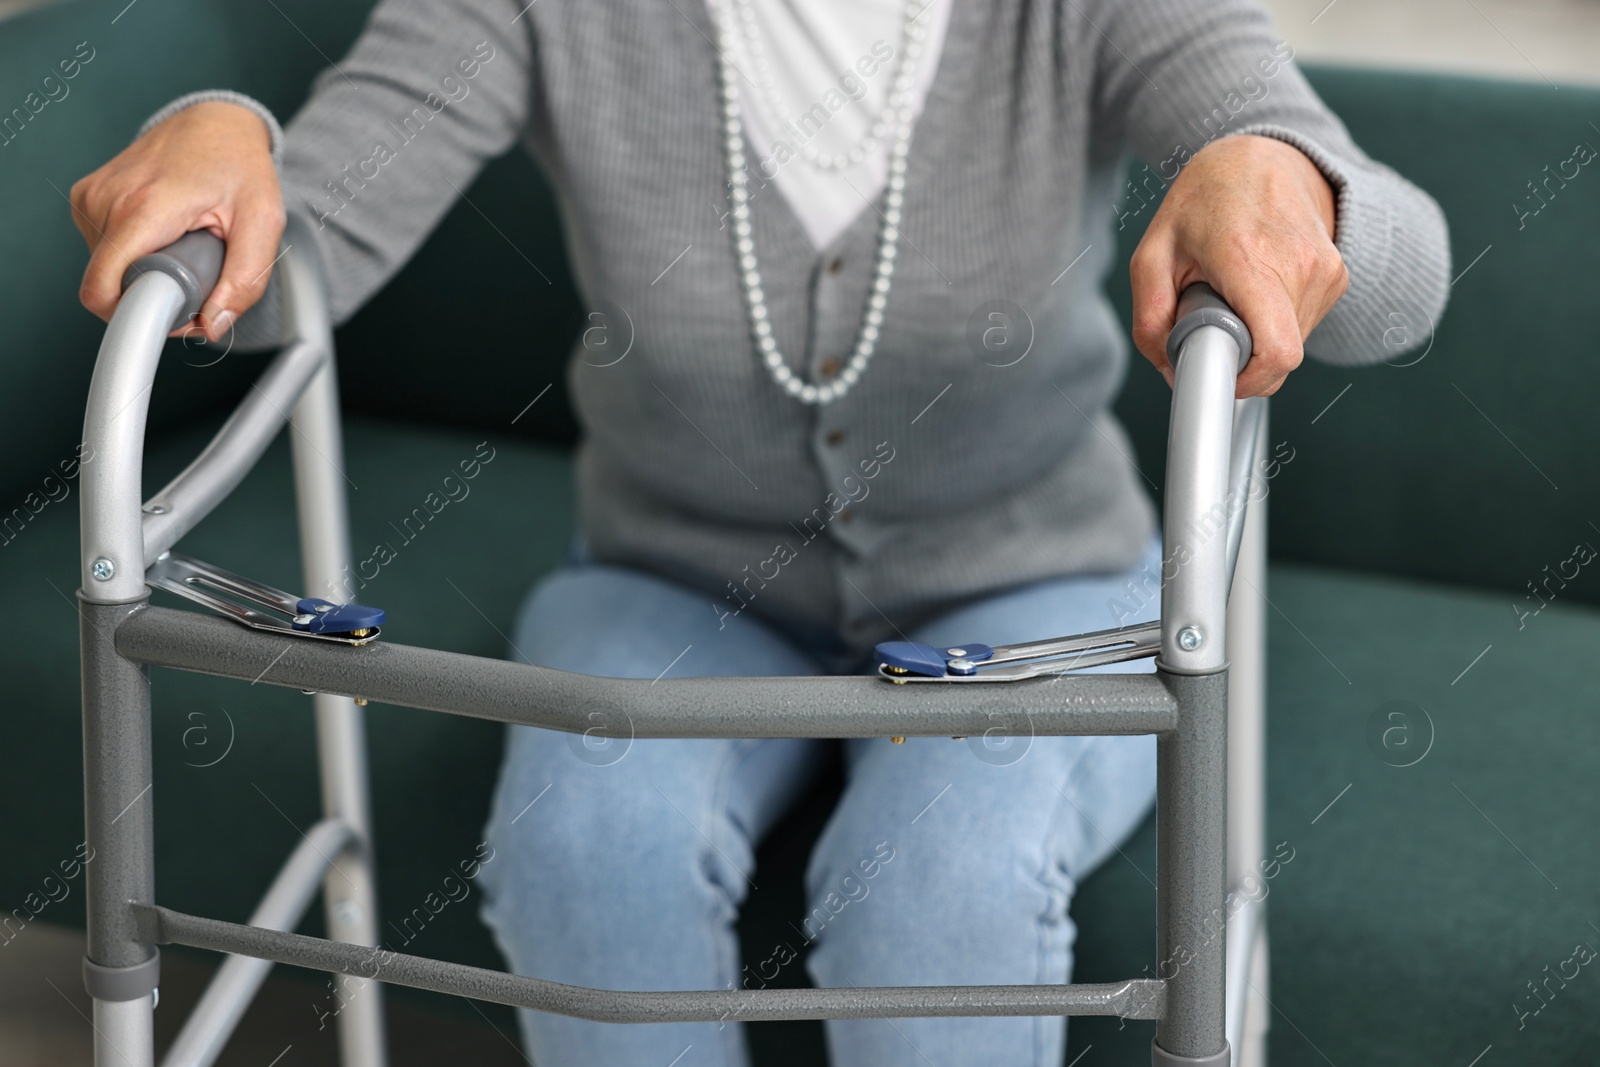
[91,558,115,581]
[1177,626,1203,652]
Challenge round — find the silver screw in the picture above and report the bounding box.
[91,558,115,581]
[947,659,975,672]
[1177,626,1203,652]
[946,647,967,657]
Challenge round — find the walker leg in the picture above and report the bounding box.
[1152,669,1231,1067]
[94,997,156,1067]
[1225,413,1271,1067]
[1226,407,1268,903]
[81,598,160,1067]
[290,345,387,1066]
[1238,929,1270,1067]
[314,693,388,1067]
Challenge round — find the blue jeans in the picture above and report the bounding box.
[478,534,1162,1067]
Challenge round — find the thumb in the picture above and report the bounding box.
[197,197,286,341]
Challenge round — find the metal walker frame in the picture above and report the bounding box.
[77,224,1272,1067]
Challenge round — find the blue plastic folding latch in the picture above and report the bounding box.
[874,640,994,677]
[294,598,387,635]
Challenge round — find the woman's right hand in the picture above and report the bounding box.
[71,100,285,342]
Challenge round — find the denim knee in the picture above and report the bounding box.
[808,825,1074,983]
[479,733,759,981]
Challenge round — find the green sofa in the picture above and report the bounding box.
[2,1,1597,1063]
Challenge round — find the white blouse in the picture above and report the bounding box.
[721,0,953,250]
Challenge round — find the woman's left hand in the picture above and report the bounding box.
[1129,133,1348,398]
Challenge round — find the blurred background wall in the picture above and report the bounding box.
[1260,0,1600,87]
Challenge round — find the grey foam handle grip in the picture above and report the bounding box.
[121,230,225,330]
[1165,282,1252,374]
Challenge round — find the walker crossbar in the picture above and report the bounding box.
[129,903,1168,1022]
[113,604,1183,737]
[78,228,1270,1067]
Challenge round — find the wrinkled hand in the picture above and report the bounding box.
[1131,134,1347,398]
[70,101,284,342]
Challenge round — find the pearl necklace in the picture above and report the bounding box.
[714,0,928,405]
[727,0,917,172]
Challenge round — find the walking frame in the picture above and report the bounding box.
[77,219,1272,1067]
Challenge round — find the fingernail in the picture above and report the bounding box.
[1160,365,1175,389]
[209,308,237,338]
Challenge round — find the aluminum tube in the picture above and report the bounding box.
[1238,930,1270,1067]
[1226,416,1268,896]
[1223,396,1267,589]
[1154,669,1230,1062]
[140,339,325,565]
[114,606,1182,738]
[278,219,389,1067]
[159,820,356,1067]
[131,904,1167,1022]
[81,598,157,969]
[95,997,155,1067]
[1160,325,1242,673]
[82,596,158,1067]
[1223,895,1263,1063]
[80,273,188,602]
[1223,406,1270,1067]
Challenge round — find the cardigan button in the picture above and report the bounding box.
[826,256,845,275]
[825,429,846,446]
[819,357,841,379]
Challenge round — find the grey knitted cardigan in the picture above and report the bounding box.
[161,0,1450,651]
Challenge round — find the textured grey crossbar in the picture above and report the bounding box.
[129,904,1165,1022]
[114,606,1181,737]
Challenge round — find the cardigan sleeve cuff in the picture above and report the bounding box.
[1227,122,1386,277]
[1225,121,1450,366]
[137,90,285,170]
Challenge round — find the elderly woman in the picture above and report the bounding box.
[72,0,1448,1064]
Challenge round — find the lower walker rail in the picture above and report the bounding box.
[129,903,1167,1023]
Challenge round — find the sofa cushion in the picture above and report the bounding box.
[1066,563,1600,1064]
